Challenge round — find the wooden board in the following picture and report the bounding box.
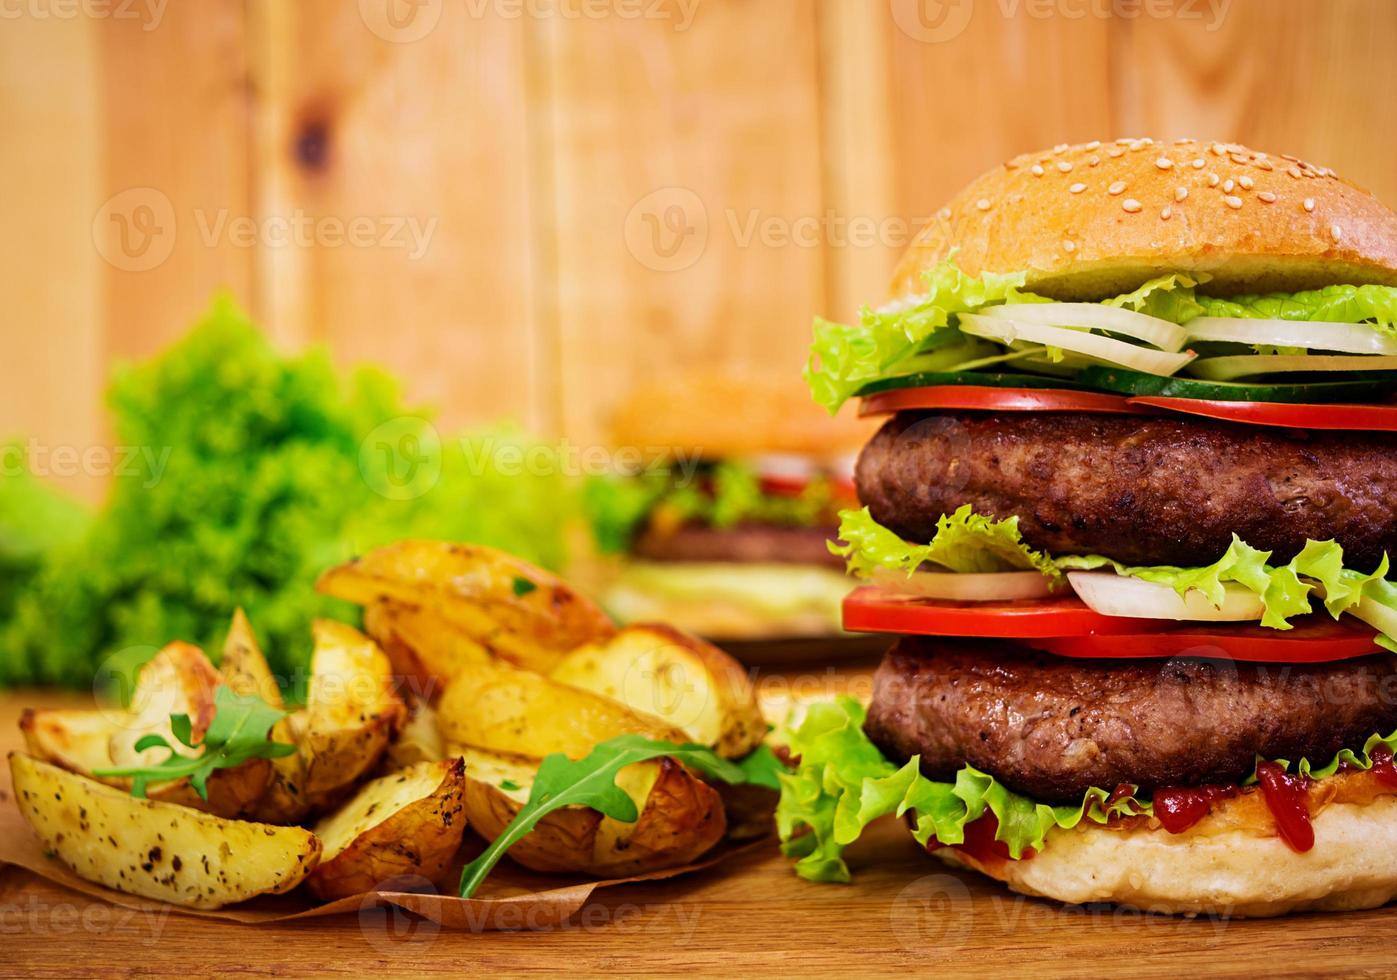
[4,687,1397,976]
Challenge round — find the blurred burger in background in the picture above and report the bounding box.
[577,372,875,641]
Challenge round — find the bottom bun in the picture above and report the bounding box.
[600,561,850,640]
[936,794,1397,918]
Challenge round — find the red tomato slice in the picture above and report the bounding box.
[1029,616,1384,663]
[858,385,1153,418]
[1128,396,1397,431]
[842,587,1149,638]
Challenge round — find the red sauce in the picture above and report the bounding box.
[1105,783,1135,808]
[1153,784,1238,834]
[1256,761,1315,852]
[1371,745,1397,790]
[926,812,1034,865]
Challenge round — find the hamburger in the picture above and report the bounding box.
[580,372,874,640]
[775,138,1397,916]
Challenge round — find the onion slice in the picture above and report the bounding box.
[985,303,1187,352]
[870,569,1054,601]
[959,314,1196,377]
[1066,571,1265,621]
[1184,317,1397,355]
[1188,354,1397,381]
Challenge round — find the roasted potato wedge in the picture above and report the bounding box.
[299,619,406,808]
[363,599,494,700]
[383,696,445,771]
[21,643,269,819]
[318,540,616,673]
[438,660,687,759]
[550,623,765,758]
[455,745,726,876]
[221,610,309,824]
[10,753,320,910]
[307,758,467,900]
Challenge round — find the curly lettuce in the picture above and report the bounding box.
[805,257,1034,412]
[1198,283,1397,330]
[829,506,1060,583]
[1102,272,1209,324]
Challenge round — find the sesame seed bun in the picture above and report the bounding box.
[936,779,1397,918]
[892,138,1397,301]
[607,372,876,461]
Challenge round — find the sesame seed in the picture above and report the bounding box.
[1288,166,1303,178]
[1116,138,1133,145]
[1129,139,1147,151]
[1224,195,1243,209]
[1175,186,1189,202]
[1063,239,1077,253]
[1108,180,1128,195]
[1331,224,1343,241]
[1107,147,1125,158]
[1122,198,1142,213]
[1230,153,1248,165]
[1239,175,1255,190]
[1223,178,1236,192]
[1173,137,1192,145]
[1056,161,1073,172]
[1211,143,1226,156]
[1069,182,1087,193]
[938,207,953,219]
[1054,143,1069,153]
[1155,157,1174,170]
[1257,191,1276,203]
[1161,206,1173,220]
[1086,140,1101,150]
[1303,197,1316,212]
[1031,164,1045,177]
[1208,173,1221,187]
[1088,155,1101,166]
[976,198,992,211]
[1257,159,1274,171]
[1191,158,1206,168]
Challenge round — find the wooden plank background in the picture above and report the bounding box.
[3,0,1396,499]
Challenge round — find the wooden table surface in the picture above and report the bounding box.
[5,683,1396,978]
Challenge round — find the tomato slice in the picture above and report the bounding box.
[1029,616,1384,663]
[842,587,1149,638]
[858,385,1153,418]
[1130,396,1397,431]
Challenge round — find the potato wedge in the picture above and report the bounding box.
[21,643,269,819]
[221,610,309,824]
[10,753,320,910]
[455,745,726,876]
[318,540,616,673]
[382,696,445,771]
[438,660,687,759]
[307,758,467,900]
[299,619,406,808]
[363,599,494,700]
[550,623,765,758]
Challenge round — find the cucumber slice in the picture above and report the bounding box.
[856,371,1095,396]
[1079,366,1397,403]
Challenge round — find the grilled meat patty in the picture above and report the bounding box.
[856,410,1397,568]
[864,637,1397,802]
[633,522,843,567]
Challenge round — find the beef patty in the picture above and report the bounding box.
[632,522,843,567]
[856,410,1397,568]
[864,637,1397,802]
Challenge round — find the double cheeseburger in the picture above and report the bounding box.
[580,372,873,640]
[776,139,1397,916]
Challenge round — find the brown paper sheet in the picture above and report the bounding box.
[0,763,770,931]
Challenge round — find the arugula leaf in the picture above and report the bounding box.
[458,734,774,898]
[95,686,296,799]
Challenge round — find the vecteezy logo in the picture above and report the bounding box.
[360,417,443,500]
[357,0,442,43]
[888,873,973,953]
[889,0,975,43]
[624,187,708,272]
[92,188,177,272]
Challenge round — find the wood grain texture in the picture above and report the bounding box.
[4,687,1397,977]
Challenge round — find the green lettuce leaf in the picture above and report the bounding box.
[1197,284,1397,330]
[805,256,1032,413]
[829,506,1061,583]
[1103,273,1209,324]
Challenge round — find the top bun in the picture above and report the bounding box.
[891,138,1397,301]
[607,371,876,461]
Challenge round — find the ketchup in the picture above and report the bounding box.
[1370,745,1397,790]
[1256,761,1315,852]
[926,813,1033,865]
[1153,784,1237,834]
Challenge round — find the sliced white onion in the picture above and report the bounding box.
[1184,317,1397,355]
[1188,354,1397,381]
[870,569,1054,601]
[985,303,1187,352]
[1343,595,1397,639]
[959,314,1196,378]
[1066,571,1265,621]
